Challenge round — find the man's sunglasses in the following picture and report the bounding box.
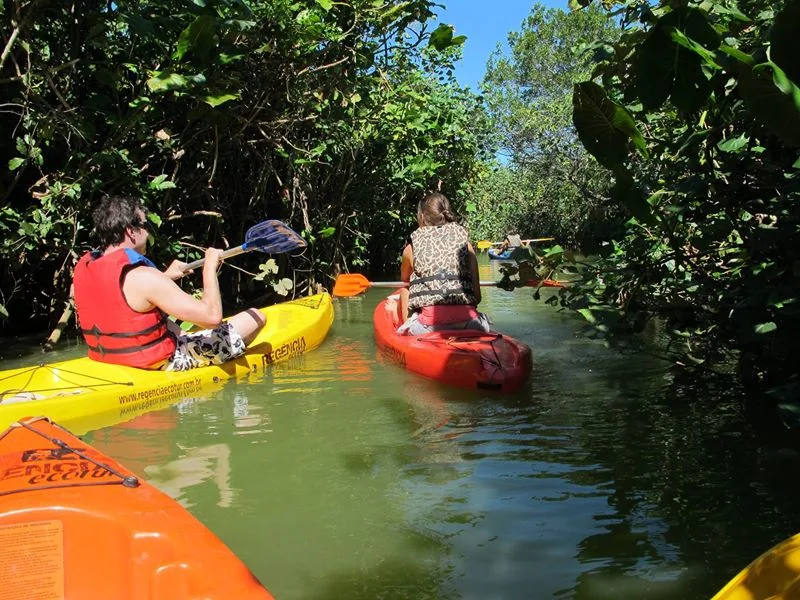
[132,217,151,232]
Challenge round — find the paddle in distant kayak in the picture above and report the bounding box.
[332,273,565,297]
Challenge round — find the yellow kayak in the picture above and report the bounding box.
[0,293,333,432]
[711,532,800,599]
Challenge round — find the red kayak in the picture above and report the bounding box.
[373,294,532,392]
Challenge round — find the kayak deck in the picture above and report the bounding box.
[711,532,800,600]
[373,294,531,392]
[0,417,273,599]
[0,293,334,432]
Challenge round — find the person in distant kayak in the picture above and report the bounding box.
[396,192,492,335]
[73,195,265,371]
[498,233,523,254]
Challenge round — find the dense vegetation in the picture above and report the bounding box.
[490,0,798,401]
[467,4,618,249]
[0,0,489,334]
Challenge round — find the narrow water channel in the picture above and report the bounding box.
[5,257,800,599]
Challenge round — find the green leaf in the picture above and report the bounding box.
[146,71,206,93]
[572,81,648,170]
[202,93,239,107]
[737,62,800,147]
[315,0,333,10]
[633,9,717,113]
[174,15,217,62]
[126,15,156,37]
[717,44,754,67]
[717,135,749,152]
[0,303,7,319]
[754,322,777,334]
[429,24,454,51]
[612,170,656,225]
[770,0,800,86]
[577,308,596,324]
[8,157,24,171]
[149,174,176,190]
[146,71,189,93]
[318,227,336,238]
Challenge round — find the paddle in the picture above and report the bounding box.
[181,220,306,272]
[332,273,565,297]
[477,237,555,250]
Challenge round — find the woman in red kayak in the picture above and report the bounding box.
[397,193,492,335]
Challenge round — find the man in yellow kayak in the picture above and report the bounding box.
[73,195,265,371]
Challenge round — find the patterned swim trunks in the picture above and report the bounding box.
[166,322,246,371]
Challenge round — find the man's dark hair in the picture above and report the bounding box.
[92,195,145,248]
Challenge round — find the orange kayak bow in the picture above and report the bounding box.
[0,417,274,600]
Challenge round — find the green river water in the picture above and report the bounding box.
[3,257,800,599]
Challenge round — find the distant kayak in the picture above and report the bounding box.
[0,417,274,599]
[373,294,532,392]
[710,531,800,600]
[0,293,334,432]
[487,248,513,260]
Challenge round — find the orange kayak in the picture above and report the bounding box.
[0,417,273,600]
[373,294,532,392]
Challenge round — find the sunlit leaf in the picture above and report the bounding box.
[429,24,454,51]
[174,15,217,62]
[717,135,749,152]
[202,93,239,107]
[273,277,294,296]
[754,322,777,334]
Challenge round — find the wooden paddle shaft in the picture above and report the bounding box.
[182,245,246,272]
[491,237,554,246]
[368,281,505,288]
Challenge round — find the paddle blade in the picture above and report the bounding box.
[243,220,306,254]
[525,278,567,288]
[476,240,493,251]
[332,274,372,297]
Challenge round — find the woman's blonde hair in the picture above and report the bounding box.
[417,193,456,227]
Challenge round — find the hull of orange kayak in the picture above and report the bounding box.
[373,294,532,392]
[0,417,273,600]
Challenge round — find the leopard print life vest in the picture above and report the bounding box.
[407,222,478,311]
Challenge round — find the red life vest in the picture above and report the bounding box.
[73,249,176,368]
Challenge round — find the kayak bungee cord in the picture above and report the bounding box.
[0,363,134,402]
[418,334,505,370]
[0,418,140,498]
[416,334,508,387]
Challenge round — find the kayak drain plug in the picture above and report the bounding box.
[122,476,140,488]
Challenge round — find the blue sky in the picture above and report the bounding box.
[433,0,567,90]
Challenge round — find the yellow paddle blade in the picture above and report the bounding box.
[332,273,372,297]
[476,240,494,250]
